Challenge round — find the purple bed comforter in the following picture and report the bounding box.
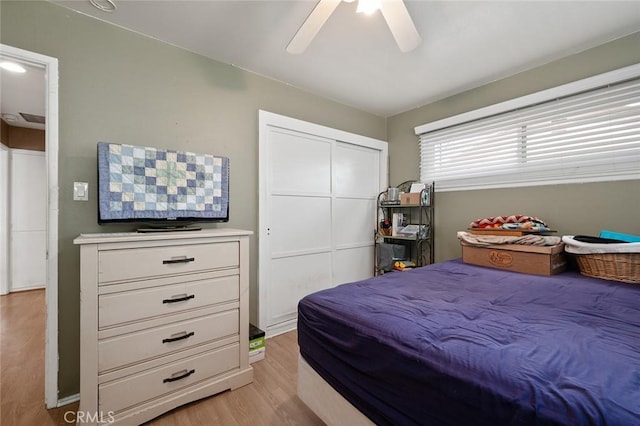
[298,259,640,425]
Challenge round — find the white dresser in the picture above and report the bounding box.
[74,229,253,425]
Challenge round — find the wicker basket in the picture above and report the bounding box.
[574,252,640,284]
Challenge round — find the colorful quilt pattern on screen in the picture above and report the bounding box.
[98,142,229,220]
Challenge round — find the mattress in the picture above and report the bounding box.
[297,259,640,425]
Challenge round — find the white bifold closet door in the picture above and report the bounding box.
[259,111,387,337]
[9,149,47,292]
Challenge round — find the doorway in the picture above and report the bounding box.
[0,44,59,408]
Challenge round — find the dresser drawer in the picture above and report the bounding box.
[98,310,239,373]
[98,242,239,284]
[99,274,238,328]
[99,343,240,414]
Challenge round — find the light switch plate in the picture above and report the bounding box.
[74,182,89,201]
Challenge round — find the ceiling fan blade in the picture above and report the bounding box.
[380,0,422,53]
[287,0,342,54]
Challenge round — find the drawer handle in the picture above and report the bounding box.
[162,294,195,304]
[163,369,195,384]
[162,257,195,265]
[162,331,195,344]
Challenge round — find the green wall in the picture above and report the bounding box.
[0,1,386,398]
[388,32,640,262]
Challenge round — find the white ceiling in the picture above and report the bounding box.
[50,0,640,118]
[2,1,640,132]
[0,60,46,130]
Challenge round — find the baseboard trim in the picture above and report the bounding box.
[266,320,296,338]
[57,393,80,407]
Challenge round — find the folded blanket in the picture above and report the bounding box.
[458,231,561,247]
[469,215,549,231]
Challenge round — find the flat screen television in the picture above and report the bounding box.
[97,142,229,231]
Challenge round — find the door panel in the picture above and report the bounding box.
[334,198,376,248]
[10,229,46,291]
[269,195,332,256]
[268,252,332,327]
[334,143,380,198]
[334,246,374,286]
[270,129,331,195]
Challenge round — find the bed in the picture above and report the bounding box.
[297,259,640,425]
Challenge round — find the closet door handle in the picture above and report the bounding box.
[162,331,195,344]
[162,257,195,264]
[162,294,195,304]
[162,369,195,383]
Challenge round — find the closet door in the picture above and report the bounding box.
[264,128,334,333]
[259,111,387,336]
[333,142,379,285]
[0,144,8,295]
[10,149,46,292]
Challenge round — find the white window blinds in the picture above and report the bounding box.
[418,72,640,191]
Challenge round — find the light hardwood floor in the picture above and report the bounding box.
[0,289,323,425]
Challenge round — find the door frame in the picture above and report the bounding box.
[0,43,60,408]
[258,110,388,336]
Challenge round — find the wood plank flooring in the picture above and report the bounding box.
[0,289,324,425]
[0,289,77,425]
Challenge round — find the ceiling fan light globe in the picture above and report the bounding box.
[287,0,419,54]
[357,0,381,15]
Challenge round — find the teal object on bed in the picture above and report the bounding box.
[599,230,640,242]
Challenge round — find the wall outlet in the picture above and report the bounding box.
[74,182,89,201]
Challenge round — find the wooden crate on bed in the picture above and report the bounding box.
[460,242,567,276]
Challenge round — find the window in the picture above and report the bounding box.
[416,65,640,191]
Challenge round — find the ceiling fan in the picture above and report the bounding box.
[287,0,422,54]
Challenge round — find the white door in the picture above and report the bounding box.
[9,149,47,292]
[0,143,8,294]
[333,142,381,284]
[259,111,387,336]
